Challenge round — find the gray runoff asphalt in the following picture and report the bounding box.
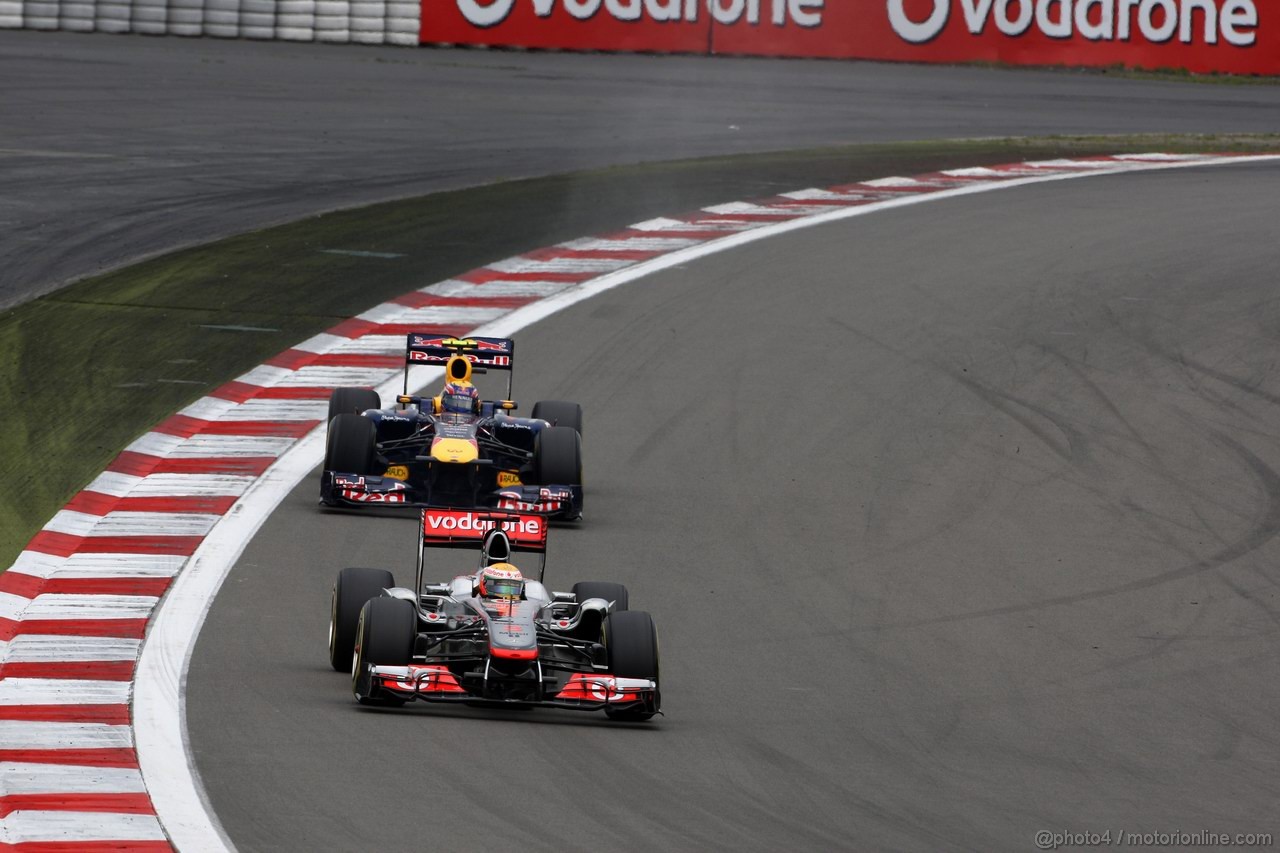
[4,31,1280,309]
[189,161,1280,851]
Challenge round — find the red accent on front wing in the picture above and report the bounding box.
[380,665,466,694]
[495,498,563,515]
[339,489,407,504]
[489,646,537,661]
[555,674,652,703]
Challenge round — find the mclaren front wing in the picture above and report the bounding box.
[358,663,658,715]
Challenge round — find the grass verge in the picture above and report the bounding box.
[4,133,1279,568]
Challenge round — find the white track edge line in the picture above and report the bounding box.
[133,153,1280,852]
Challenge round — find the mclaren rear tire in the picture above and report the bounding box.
[328,387,381,422]
[532,400,583,437]
[325,412,376,475]
[329,567,395,672]
[569,582,629,641]
[603,610,660,722]
[571,582,629,612]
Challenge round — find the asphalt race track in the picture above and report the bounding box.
[189,161,1280,851]
[6,30,1280,308]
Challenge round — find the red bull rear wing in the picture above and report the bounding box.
[406,335,514,370]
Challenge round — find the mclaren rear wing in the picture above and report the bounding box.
[415,507,548,590]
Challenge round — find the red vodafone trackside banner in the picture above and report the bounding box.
[424,0,712,51]
[422,0,1277,75]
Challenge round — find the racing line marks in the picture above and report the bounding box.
[0,152,1274,850]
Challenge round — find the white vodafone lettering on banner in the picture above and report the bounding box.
[1139,0,1177,42]
[1117,0,1139,38]
[886,0,1253,45]
[1180,0,1217,43]
[887,0,949,42]
[1036,0,1072,37]
[1075,0,1114,39]
[961,0,996,32]
[1221,0,1257,46]
[605,0,641,19]
[789,0,823,27]
[564,0,603,18]
[456,0,515,26]
[454,0,1255,56]
[995,0,1033,35]
[643,0,680,20]
[710,0,744,24]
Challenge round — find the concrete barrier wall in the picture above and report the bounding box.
[0,0,418,44]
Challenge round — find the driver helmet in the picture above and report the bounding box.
[478,564,524,600]
[481,528,513,567]
[440,382,479,415]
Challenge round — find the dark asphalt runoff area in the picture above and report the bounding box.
[189,161,1280,851]
[4,30,1280,308]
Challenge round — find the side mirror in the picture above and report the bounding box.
[499,400,517,411]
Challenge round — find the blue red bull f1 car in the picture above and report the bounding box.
[319,335,583,519]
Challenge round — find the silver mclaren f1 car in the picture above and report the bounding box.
[328,508,660,721]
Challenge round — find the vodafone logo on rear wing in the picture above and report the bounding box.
[456,0,824,28]
[887,0,1258,46]
[422,508,548,548]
